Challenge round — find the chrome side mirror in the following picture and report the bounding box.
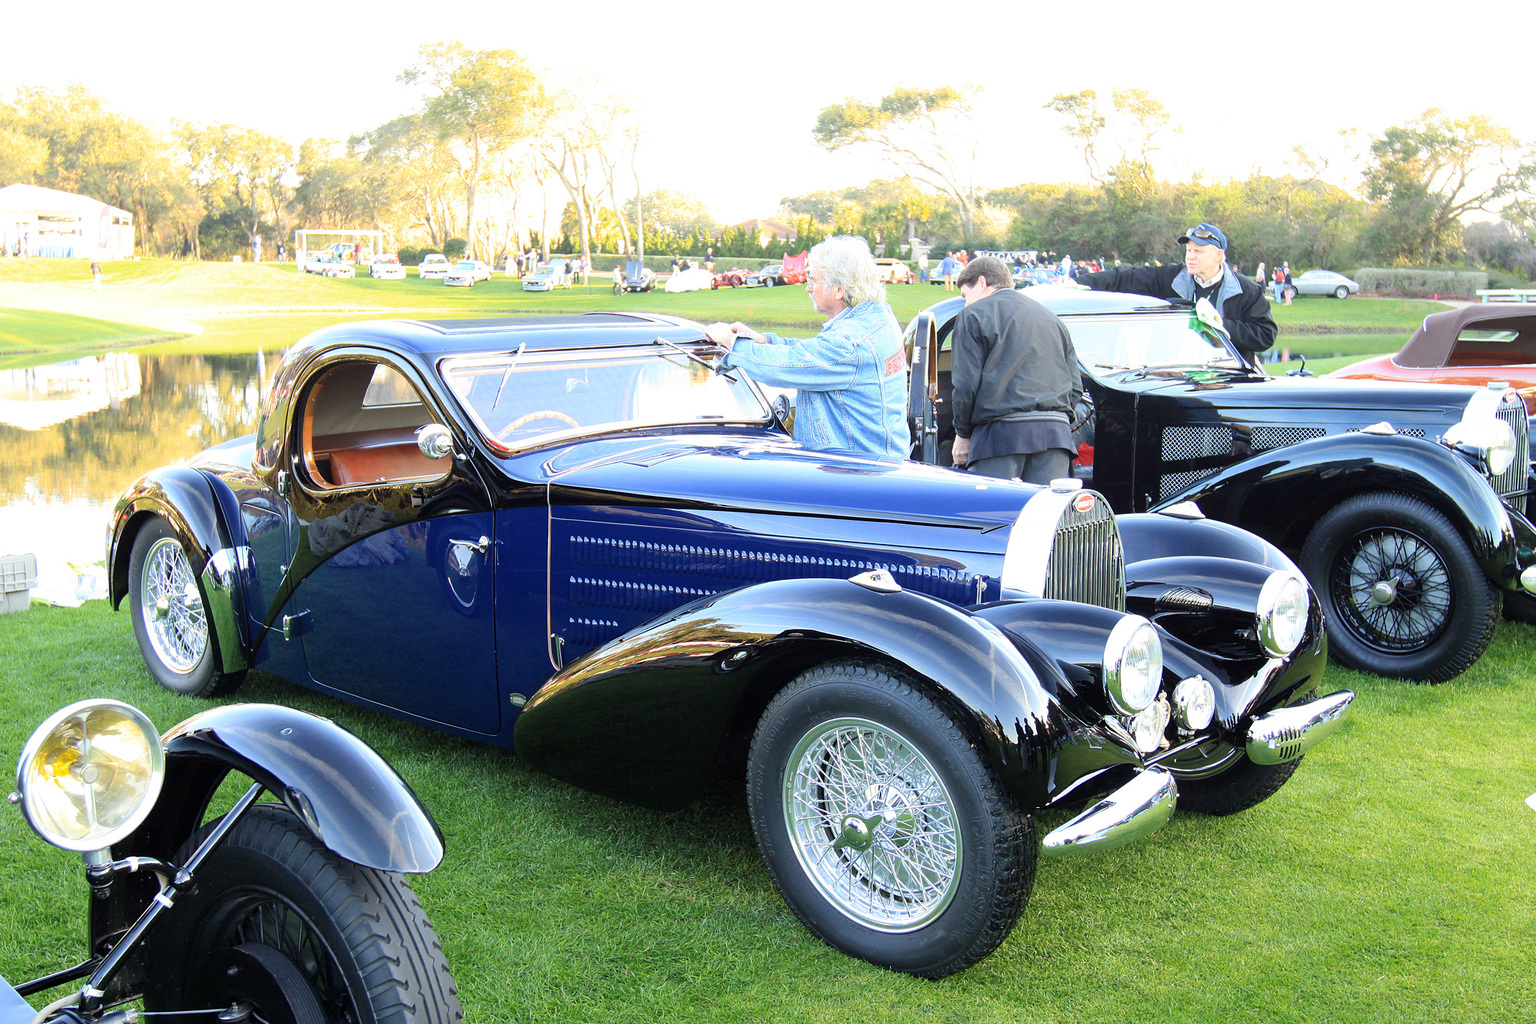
[416,423,456,460]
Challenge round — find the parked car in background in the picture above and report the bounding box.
[779,251,808,286]
[522,258,571,292]
[907,286,1536,683]
[418,253,451,280]
[664,267,714,293]
[370,254,407,280]
[106,312,1352,979]
[1331,303,1536,417]
[711,268,751,289]
[748,263,783,287]
[445,259,493,287]
[302,252,355,279]
[874,258,914,284]
[617,260,657,293]
[1288,269,1360,299]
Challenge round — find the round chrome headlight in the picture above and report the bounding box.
[1104,615,1163,715]
[1485,417,1516,476]
[14,700,164,852]
[1257,571,1310,658]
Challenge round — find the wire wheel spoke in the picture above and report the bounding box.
[784,717,961,931]
[1336,528,1451,649]
[140,538,207,673]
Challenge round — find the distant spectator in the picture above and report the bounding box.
[90,261,103,290]
[706,246,714,271]
[939,252,960,291]
[917,251,929,283]
[277,242,286,263]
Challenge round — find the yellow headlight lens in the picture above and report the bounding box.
[15,700,164,852]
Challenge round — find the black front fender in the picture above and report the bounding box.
[513,576,1068,810]
[108,465,235,607]
[119,703,444,873]
[1158,432,1518,581]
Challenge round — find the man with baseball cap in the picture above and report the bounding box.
[1075,221,1276,356]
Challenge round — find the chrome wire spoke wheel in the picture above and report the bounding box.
[139,536,208,674]
[784,716,961,932]
[1337,527,1450,650]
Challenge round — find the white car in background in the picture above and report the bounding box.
[522,258,571,292]
[418,253,452,280]
[303,252,354,279]
[370,255,407,280]
[874,258,914,284]
[444,260,493,287]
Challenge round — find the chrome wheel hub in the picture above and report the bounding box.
[139,537,207,674]
[783,717,960,932]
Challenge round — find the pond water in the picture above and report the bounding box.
[0,315,343,604]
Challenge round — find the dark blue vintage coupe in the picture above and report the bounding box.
[109,312,1353,977]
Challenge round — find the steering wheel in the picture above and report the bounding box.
[496,409,580,442]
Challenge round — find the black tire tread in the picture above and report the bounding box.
[1177,757,1301,815]
[1301,491,1497,682]
[147,804,462,1024]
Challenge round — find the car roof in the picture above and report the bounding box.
[923,285,1182,321]
[1397,303,1536,367]
[297,313,709,361]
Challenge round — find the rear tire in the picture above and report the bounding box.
[144,804,462,1024]
[128,517,244,697]
[747,659,1035,978]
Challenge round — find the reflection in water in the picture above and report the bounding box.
[0,353,142,430]
[0,323,304,599]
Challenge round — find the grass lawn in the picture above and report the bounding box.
[0,600,1531,1024]
[0,308,179,359]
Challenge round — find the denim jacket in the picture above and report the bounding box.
[722,301,911,460]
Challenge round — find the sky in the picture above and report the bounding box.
[7,1,1536,227]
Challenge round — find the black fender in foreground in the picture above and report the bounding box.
[513,576,1079,811]
[119,703,444,873]
[1155,432,1521,585]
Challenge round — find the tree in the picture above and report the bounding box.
[814,86,980,239]
[399,43,541,258]
[1044,92,1106,185]
[1363,109,1532,264]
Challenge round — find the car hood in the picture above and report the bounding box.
[1114,366,1486,422]
[540,433,1032,539]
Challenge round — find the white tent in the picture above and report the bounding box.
[0,184,135,259]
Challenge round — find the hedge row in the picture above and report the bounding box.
[1354,267,1490,298]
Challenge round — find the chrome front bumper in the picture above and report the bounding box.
[1040,768,1177,859]
[1245,690,1354,765]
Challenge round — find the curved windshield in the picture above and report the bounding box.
[1066,313,1243,373]
[440,344,773,451]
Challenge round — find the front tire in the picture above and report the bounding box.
[144,804,462,1024]
[746,659,1035,978]
[1176,757,1301,815]
[763,277,775,288]
[1334,286,1350,299]
[1301,492,1497,681]
[128,517,244,697]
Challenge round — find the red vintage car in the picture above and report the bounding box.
[779,251,808,286]
[1330,303,1536,416]
[710,268,751,289]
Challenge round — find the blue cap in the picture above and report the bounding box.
[1178,222,1227,250]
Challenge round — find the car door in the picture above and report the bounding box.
[278,352,502,735]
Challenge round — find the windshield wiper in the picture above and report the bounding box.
[490,342,527,414]
[653,336,737,382]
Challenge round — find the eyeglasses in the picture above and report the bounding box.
[1185,226,1220,243]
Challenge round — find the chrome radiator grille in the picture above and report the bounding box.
[1042,493,1126,612]
[1495,397,1529,505]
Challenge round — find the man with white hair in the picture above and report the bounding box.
[705,236,910,460]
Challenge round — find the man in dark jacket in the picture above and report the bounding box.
[951,257,1082,483]
[1075,222,1276,357]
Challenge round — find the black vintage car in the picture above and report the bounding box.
[109,312,1352,977]
[908,286,1536,683]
